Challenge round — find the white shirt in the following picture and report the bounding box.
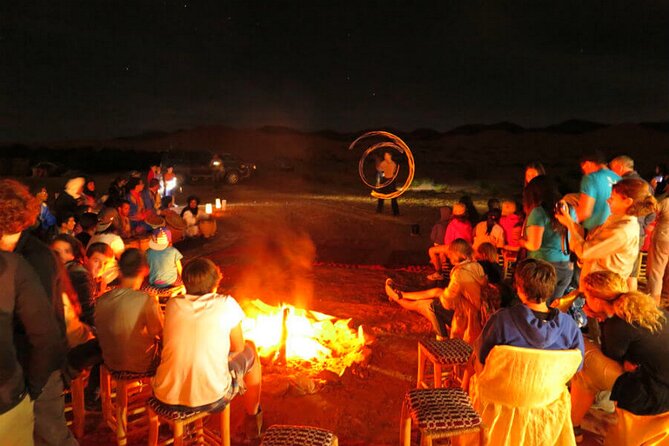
[569,214,640,287]
[152,293,244,407]
[473,222,505,249]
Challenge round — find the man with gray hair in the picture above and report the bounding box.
[610,155,641,180]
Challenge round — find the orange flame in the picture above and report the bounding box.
[241,299,365,376]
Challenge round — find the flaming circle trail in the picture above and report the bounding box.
[348,131,415,199]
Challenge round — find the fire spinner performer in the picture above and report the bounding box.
[348,131,415,215]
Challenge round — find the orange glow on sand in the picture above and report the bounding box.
[241,299,366,376]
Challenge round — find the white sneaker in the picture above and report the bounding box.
[427,272,444,281]
[592,390,616,413]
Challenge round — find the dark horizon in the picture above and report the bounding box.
[1,2,668,142]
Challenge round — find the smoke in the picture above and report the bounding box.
[232,221,316,308]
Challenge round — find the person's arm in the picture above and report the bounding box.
[521,226,544,251]
[229,323,245,354]
[14,257,65,399]
[439,270,463,309]
[41,204,57,228]
[144,295,164,339]
[176,259,183,277]
[70,269,95,326]
[577,175,596,223]
[478,312,502,365]
[576,220,632,261]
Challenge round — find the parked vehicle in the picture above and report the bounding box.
[161,150,256,185]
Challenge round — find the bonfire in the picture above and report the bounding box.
[241,299,367,377]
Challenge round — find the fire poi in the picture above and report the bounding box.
[348,130,415,200]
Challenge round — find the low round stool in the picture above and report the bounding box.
[400,387,484,446]
[417,338,472,389]
[100,366,154,446]
[260,425,338,446]
[147,397,230,446]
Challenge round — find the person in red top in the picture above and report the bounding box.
[125,178,151,234]
[427,203,473,280]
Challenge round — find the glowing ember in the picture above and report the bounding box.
[241,299,366,376]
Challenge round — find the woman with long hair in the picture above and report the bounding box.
[386,239,487,343]
[556,178,656,288]
[524,161,546,187]
[521,176,575,299]
[571,271,669,443]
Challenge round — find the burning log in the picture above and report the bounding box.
[274,306,290,365]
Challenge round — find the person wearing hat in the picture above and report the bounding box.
[146,228,183,288]
[427,202,473,280]
[88,216,125,259]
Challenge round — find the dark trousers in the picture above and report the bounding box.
[34,371,78,446]
[375,181,399,215]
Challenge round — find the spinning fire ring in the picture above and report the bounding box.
[348,131,415,199]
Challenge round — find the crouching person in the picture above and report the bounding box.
[151,258,263,441]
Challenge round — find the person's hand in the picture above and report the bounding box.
[623,361,638,372]
[554,206,573,227]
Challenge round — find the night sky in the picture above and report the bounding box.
[1,1,668,141]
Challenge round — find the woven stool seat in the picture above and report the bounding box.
[109,369,155,380]
[406,388,481,432]
[147,397,205,421]
[401,388,484,445]
[260,425,338,446]
[142,282,185,300]
[419,339,472,365]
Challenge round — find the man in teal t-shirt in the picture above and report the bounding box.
[578,153,620,231]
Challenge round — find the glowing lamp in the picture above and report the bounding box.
[215,198,221,209]
[205,203,213,214]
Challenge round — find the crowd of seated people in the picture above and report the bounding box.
[388,153,669,444]
[2,150,669,445]
[0,177,260,446]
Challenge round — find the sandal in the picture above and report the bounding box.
[385,278,403,302]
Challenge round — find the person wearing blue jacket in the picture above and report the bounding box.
[479,258,584,366]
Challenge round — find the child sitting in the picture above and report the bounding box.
[152,258,263,440]
[430,206,453,246]
[500,200,523,249]
[473,208,505,250]
[427,203,472,280]
[475,242,503,285]
[478,258,584,365]
[146,228,183,288]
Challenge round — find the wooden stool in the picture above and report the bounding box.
[147,397,230,446]
[64,370,89,439]
[417,339,472,389]
[100,365,153,446]
[400,388,484,446]
[260,425,338,445]
[501,248,519,281]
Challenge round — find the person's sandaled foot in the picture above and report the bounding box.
[385,278,402,302]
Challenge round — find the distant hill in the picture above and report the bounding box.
[540,119,609,134]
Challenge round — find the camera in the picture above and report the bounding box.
[554,200,568,215]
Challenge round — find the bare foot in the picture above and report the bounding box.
[385,278,400,302]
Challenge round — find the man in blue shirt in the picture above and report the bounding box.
[577,152,621,231]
